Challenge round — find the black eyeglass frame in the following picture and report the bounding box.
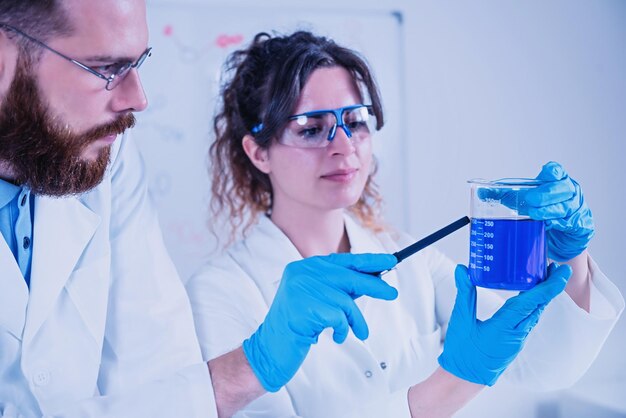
[0,22,152,91]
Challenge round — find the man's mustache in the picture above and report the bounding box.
[82,113,136,144]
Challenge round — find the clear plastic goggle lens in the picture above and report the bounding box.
[280,106,375,148]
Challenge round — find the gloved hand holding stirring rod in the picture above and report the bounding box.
[243,253,398,392]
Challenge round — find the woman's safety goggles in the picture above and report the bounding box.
[252,104,376,148]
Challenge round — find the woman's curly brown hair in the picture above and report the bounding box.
[210,31,386,244]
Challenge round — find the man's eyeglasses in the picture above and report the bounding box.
[0,23,151,91]
[252,104,376,149]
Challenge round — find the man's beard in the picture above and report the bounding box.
[0,58,136,197]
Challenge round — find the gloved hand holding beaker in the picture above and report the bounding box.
[243,253,398,392]
[523,161,594,261]
[478,161,594,262]
[438,262,572,386]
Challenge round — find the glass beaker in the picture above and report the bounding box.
[468,178,547,291]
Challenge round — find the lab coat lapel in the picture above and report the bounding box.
[238,216,302,303]
[0,235,29,339]
[22,196,100,345]
[343,214,387,255]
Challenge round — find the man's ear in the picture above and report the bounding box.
[242,134,271,174]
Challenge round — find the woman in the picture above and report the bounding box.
[186,31,623,417]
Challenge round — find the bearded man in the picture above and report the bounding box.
[0,1,408,416]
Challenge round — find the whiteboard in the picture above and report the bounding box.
[134,3,405,279]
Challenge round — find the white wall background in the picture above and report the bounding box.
[136,1,626,416]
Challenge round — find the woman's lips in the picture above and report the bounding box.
[321,168,358,183]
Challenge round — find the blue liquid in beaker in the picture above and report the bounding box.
[469,218,546,290]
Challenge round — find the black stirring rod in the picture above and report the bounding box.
[394,216,470,263]
[374,216,470,276]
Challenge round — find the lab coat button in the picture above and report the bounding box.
[23,236,31,249]
[364,370,373,378]
[33,370,51,386]
[380,362,387,370]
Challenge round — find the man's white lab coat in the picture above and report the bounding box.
[0,134,216,417]
[187,214,624,418]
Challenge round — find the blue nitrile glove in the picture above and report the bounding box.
[438,262,572,386]
[479,162,594,261]
[524,161,594,261]
[243,253,398,392]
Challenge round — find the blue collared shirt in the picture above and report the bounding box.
[0,178,34,287]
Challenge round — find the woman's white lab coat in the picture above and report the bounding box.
[186,214,624,418]
[0,135,216,417]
